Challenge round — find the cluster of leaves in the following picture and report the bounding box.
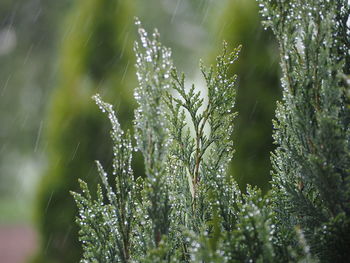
[257,0,350,261]
[71,20,295,262]
[72,0,350,260]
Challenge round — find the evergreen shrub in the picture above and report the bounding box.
[72,0,350,261]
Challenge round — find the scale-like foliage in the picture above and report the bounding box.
[72,8,349,260]
[257,0,350,261]
[72,94,136,262]
[72,21,249,262]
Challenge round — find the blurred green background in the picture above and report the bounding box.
[0,0,279,262]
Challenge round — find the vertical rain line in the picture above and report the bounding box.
[171,0,183,23]
[34,120,43,153]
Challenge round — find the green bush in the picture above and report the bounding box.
[71,0,349,261]
[260,0,350,261]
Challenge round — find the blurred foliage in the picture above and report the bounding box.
[33,0,137,262]
[213,0,280,192]
[0,0,70,207]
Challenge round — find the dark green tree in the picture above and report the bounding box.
[34,0,136,262]
[257,0,350,261]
